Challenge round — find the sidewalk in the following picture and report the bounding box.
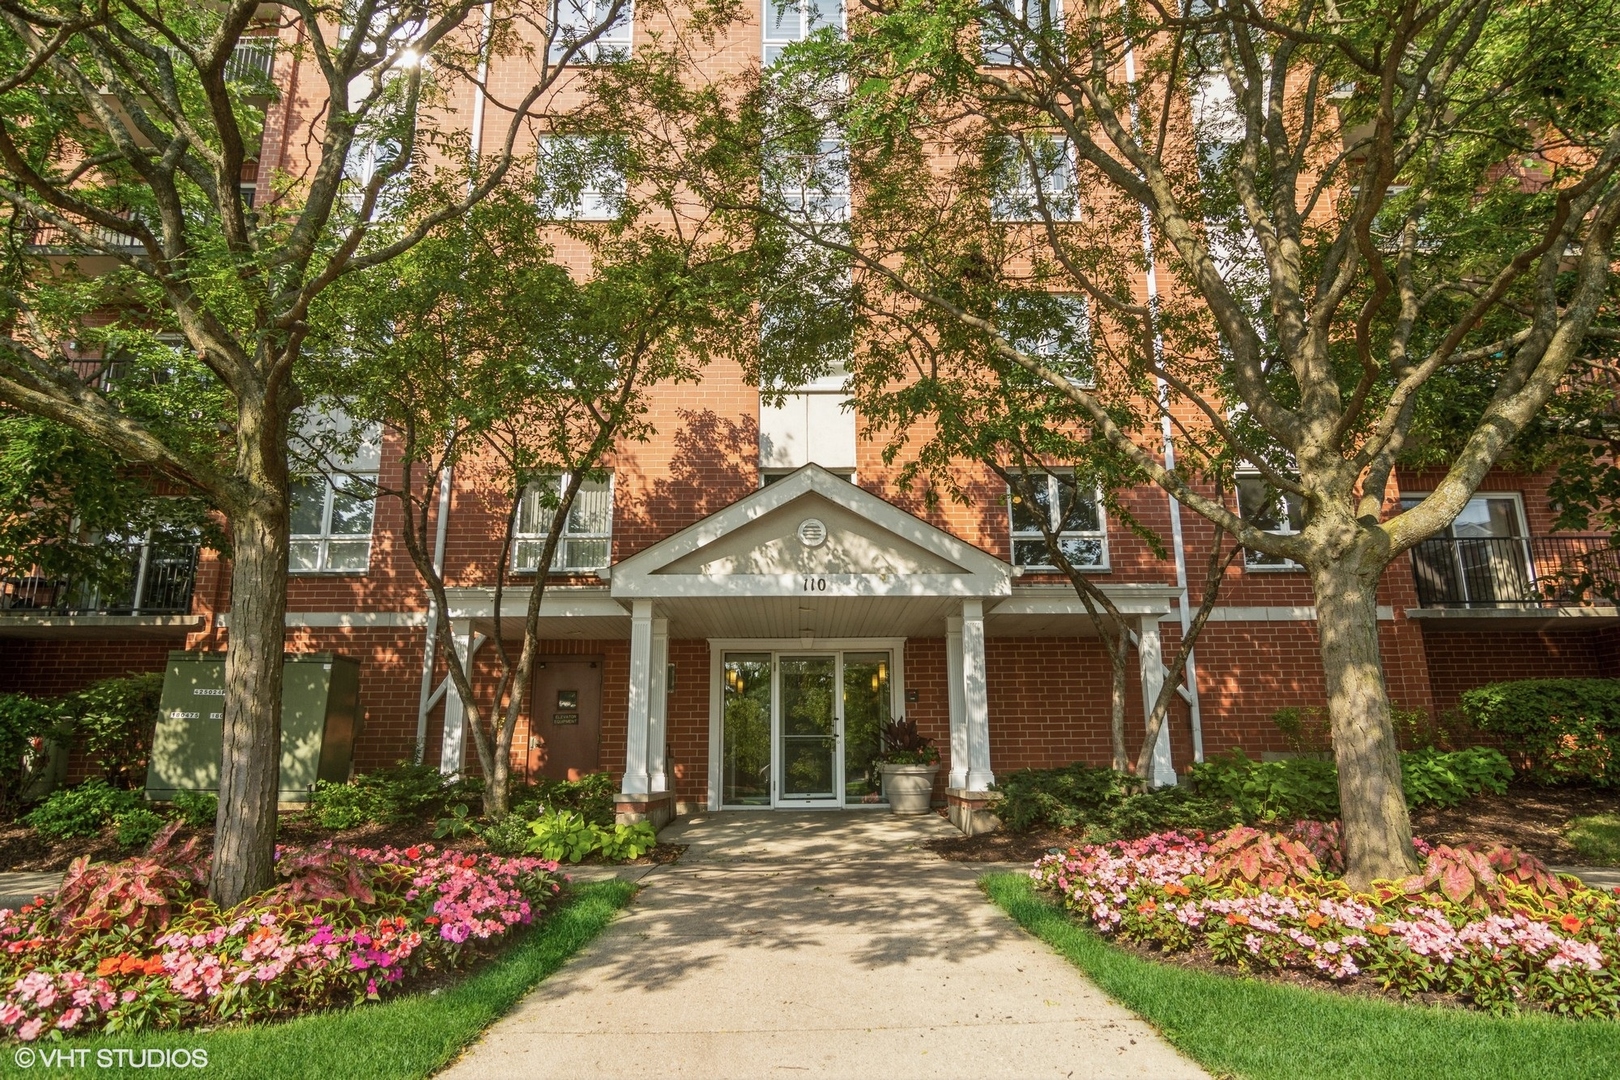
[439,811,1208,1080]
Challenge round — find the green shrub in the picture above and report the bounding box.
[480,811,535,855]
[1400,746,1513,808]
[169,789,218,829]
[23,778,141,839]
[63,672,162,788]
[1459,678,1620,786]
[1189,747,1515,822]
[1270,706,1332,754]
[992,762,1129,832]
[113,806,166,848]
[1098,787,1241,840]
[594,821,657,861]
[0,692,70,809]
[1566,814,1620,865]
[525,809,598,862]
[1189,751,1342,822]
[529,772,616,826]
[308,762,463,829]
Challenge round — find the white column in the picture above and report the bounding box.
[647,617,670,793]
[945,617,968,789]
[1138,616,1175,787]
[621,600,654,795]
[962,600,994,791]
[438,619,474,776]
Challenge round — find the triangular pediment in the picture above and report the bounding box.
[609,465,1011,600]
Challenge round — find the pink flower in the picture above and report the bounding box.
[17,1017,43,1042]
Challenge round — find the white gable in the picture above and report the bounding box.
[609,465,1011,601]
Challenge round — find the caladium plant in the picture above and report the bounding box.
[1203,826,1322,887]
[1396,842,1570,909]
[50,821,207,937]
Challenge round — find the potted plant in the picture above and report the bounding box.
[875,719,941,814]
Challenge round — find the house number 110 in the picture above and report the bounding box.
[802,576,827,592]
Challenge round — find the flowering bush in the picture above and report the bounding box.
[1033,824,1620,1017]
[0,824,561,1041]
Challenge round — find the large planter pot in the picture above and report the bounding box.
[879,763,940,815]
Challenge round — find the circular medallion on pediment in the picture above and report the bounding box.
[797,518,828,548]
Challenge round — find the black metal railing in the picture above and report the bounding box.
[1,540,199,616]
[1410,535,1620,608]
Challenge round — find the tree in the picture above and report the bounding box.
[306,173,760,816]
[749,0,1620,884]
[0,0,638,903]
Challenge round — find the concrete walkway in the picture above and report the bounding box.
[439,811,1207,1080]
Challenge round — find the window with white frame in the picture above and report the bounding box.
[1008,470,1107,569]
[290,476,377,573]
[549,0,632,63]
[341,137,407,216]
[1236,472,1305,568]
[763,0,842,65]
[766,136,849,225]
[990,134,1077,222]
[998,292,1091,385]
[538,136,627,221]
[513,474,613,572]
[982,0,1060,66]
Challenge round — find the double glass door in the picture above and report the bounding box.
[721,651,892,807]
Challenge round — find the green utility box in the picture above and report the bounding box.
[145,651,362,804]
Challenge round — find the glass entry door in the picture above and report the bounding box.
[777,656,839,804]
[719,649,895,808]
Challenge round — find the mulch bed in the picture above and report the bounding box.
[1410,783,1617,865]
[926,783,1619,866]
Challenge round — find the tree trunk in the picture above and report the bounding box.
[1108,631,1129,773]
[1311,558,1419,889]
[210,417,290,907]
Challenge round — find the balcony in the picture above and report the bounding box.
[1408,535,1620,627]
[1,540,201,635]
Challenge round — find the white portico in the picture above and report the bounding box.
[603,464,1179,828]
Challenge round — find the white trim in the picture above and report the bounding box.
[217,611,429,629]
[610,464,1012,600]
[991,583,1179,617]
[1006,470,1110,572]
[706,636,907,811]
[440,586,624,621]
[1186,605,1398,623]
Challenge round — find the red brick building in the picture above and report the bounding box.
[3,5,1616,827]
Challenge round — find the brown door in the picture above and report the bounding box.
[529,658,604,781]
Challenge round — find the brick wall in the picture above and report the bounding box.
[0,639,173,698]
[1422,626,1617,713]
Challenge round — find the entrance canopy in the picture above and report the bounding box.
[606,464,1012,639]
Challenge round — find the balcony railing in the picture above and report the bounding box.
[1,541,200,616]
[1410,535,1620,608]
[224,39,276,83]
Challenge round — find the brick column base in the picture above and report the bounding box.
[615,791,676,830]
[945,788,1001,837]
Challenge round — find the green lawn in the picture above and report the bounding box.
[0,879,635,1080]
[1567,813,1620,866]
[984,872,1620,1080]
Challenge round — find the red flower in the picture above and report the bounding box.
[1137,900,1158,915]
[1559,914,1584,934]
[460,856,477,870]
[424,916,440,926]
[96,956,123,977]
[142,956,165,976]
[405,847,421,860]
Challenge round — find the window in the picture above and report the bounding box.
[1008,471,1106,569]
[764,0,841,65]
[765,136,849,225]
[982,0,1060,66]
[990,135,1077,222]
[1401,493,1532,606]
[290,476,377,573]
[341,138,405,216]
[999,292,1091,384]
[1236,473,1304,569]
[514,474,613,572]
[538,136,627,220]
[549,0,632,64]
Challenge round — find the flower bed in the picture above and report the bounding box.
[0,824,561,1041]
[1032,823,1620,1017]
